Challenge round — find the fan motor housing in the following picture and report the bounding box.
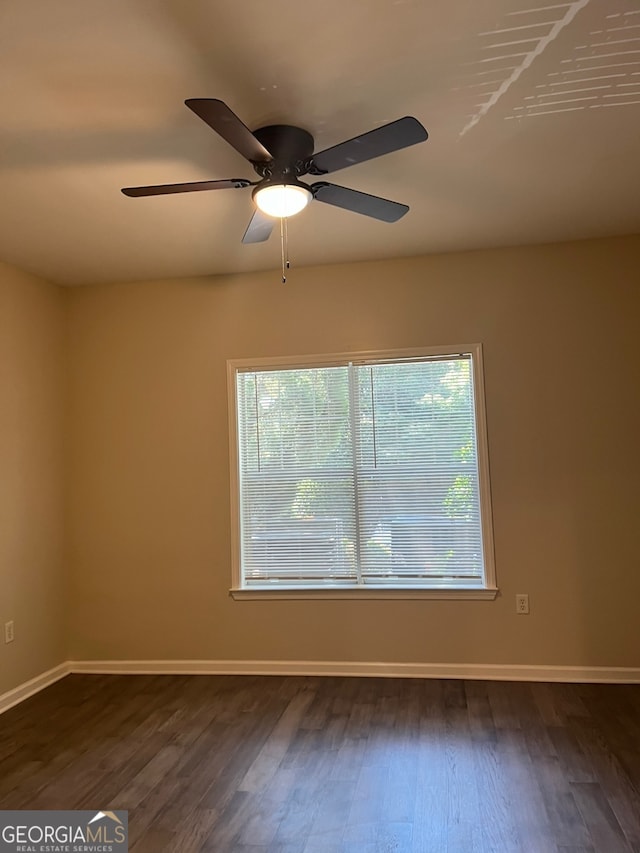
[251,125,315,178]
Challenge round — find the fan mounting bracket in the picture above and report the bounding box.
[251,125,315,179]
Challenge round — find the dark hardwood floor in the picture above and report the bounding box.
[1,674,639,852]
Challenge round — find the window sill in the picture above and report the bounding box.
[230,586,499,601]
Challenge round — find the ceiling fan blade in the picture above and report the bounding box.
[121,178,251,197]
[242,209,274,244]
[310,117,428,175]
[185,99,272,163]
[311,182,408,222]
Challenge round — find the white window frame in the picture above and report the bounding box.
[227,344,497,600]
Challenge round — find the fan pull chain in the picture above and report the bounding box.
[280,217,291,284]
[285,216,290,271]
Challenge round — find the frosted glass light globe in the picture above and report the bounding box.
[253,183,312,218]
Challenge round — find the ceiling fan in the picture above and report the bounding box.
[121,99,429,244]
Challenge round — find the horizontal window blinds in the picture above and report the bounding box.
[235,354,486,587]
[237,367,356,582]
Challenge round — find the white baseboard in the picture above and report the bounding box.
[3,659,639,715]
[67,659,640,683]
[0,663,70,715]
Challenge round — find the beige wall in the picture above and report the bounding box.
[65,235,640,668]
[0,262,66,694]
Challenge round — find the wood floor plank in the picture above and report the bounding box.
[1,674,639,852]
[465,680,497,743]
[238,689,316,794]
[556,846,595,853]
[486,680,522,730]
[571,781,633,853]
[497,741,556,853]
[570,704,640,851]
[548,726,597,784]
[471,741,521,852]
[129,826,175,852]
[532,753,592,848]
[272,749,337,844]
[411,695,449,853]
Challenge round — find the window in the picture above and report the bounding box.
[227,345,496,599]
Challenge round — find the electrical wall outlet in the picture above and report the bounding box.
[4,620,14,643]
[515,594,529,615]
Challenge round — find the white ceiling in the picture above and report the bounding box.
[0,0,638,286]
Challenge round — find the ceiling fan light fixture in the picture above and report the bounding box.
[123,100,429,242]
[253,181,312,218]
